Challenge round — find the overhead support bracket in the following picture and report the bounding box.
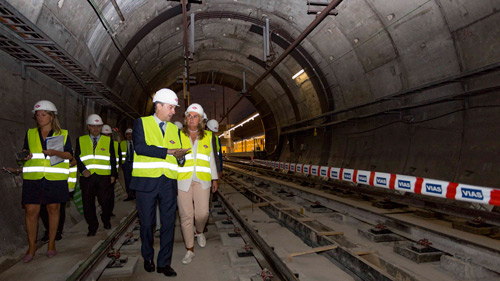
[219,0,344,123]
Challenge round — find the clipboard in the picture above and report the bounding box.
[46,135,64,166]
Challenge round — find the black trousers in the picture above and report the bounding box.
[80,174,113,232]
[135,177,177,267]
[40,202,66,233]
[122,162,134,197]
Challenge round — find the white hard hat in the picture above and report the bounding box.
[207,119,219,132]
[185,103,204,117]
[32,100,57,114]
[125,128,133,134]
[87,114,104,125]
[174,121,183,130]
[153,88,179,106]
[101,124,112,134]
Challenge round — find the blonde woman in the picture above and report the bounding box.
[177,103,218,264]
[21,100,73,262]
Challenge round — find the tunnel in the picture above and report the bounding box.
[0,0,499,280]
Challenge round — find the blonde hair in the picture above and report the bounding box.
[34,110,61,134]
[181,118,206,140]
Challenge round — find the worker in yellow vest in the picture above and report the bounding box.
[102,125,118,216]
[20,100,73,262]
[121,128,135,201]
[207,119,223,178]
[75,114,117,237]
[131,88,189,277]
[177,103,218,265]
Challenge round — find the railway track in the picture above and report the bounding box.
[223,161,500,280]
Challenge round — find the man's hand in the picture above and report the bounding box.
[83,170,91,177]
[212,180,218,193]
[169,148,190,159]
[111,176,116,184]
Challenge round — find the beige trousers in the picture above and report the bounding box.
[177,181,210,249]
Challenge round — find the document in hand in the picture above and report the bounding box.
[46,135,64,166]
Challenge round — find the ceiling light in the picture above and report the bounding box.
[292,69,304,79]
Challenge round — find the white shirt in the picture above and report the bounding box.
[178,132,218,192]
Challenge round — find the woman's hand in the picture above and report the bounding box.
[23,150,32,161]
[212,180,218,193]
[42,149,57,156]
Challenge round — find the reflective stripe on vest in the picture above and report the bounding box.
[120,140,127,164]
[68,166,77,191]
[114,141,119,169]
[132,116,181,179]
[178,130,212,181]
[78,135,112,175]
[22,128,70,181]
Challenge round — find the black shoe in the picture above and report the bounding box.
[103,222,111,229]
[55,231,62,241]
[87,230,96,237]
[41,231,49,243]
[144,260,155,272]
[157,265,177,277]
[123,197,134,201]
[111,213,116,217]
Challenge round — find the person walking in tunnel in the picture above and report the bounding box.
[130,88,189,277]
[121,128,135,201]
[178,103,219,265]
[102,124,119,217]
[75,114,117,237]
[20,100,73,262]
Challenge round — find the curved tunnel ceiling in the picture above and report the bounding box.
[7,0,500,152]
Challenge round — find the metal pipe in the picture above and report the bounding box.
[281,61,500,133]
[219,0,344,123]
[189,13,195,55]
[181,0,191,109]
[265,18,270,58]
[66,210,138,281]
[110,0,125,21]
[262,24,267,62]
[217,191,299,281]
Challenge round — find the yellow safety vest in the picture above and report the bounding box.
[68,165,77,191]
[78,135,112,176]
[215,135,221,155]
[23,128,70,181]
[132,116,181,179]
[113,141,119,169]
[120,140,128,164]
[178,130,212,181]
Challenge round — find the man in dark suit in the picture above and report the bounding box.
[130,88,189,277]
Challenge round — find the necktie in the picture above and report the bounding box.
[93,137,97,152]
[159,122,165,136]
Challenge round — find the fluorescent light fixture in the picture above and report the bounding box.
[292,69,304,79]
[224,113,260,135]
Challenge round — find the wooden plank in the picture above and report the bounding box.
[286,244,338,262]
[239,202,270,209]
[354,250,375,256]
[296,217,316,222]
[317,231,344,236]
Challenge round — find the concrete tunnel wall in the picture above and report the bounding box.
[0,49,123,257]
[1,0,500,261]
